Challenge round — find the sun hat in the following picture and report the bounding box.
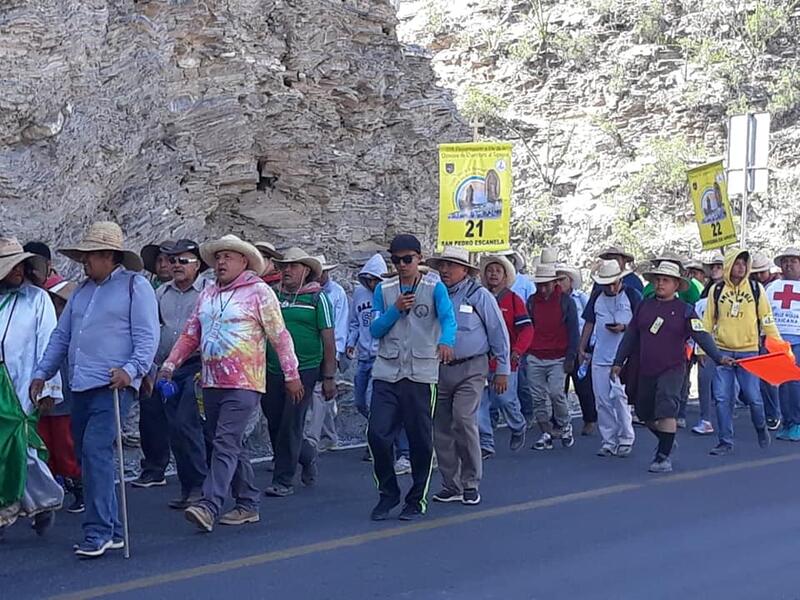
[273,247,323,280]
[532,263,560,284]
[199,234,265,275]
[426,246,479,274]
[0,238,48,282]
[59,221,144,272]
[650,252,685,269]
[315,254,340,272]
[643,261,690,292]
[703,252,724,267]
[498,249,527,272]
[253,241,283,261]
[140,239,176,275]
[46,279,78,303]
[599,245,635,263]
[684,259,705,271]
[556,264,583,288]
[539,247,559,265]
[592,259,632,285]
[480,254,516,287]
[773,246,800,267]
[750,252,771,274]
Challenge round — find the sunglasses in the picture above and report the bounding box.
[390,255,417,265]
[168,257,199,265]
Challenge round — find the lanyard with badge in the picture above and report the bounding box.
[207,289,236,343]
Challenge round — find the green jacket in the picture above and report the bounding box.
[642,277,703,305]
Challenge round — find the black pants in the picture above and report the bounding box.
[139,384,170,479]
[262,368,319,488]
[368,378,436,512]
[565,366,597,424]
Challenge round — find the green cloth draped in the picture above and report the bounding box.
[0,363,46,509]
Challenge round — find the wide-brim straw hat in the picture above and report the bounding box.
[426,246,479,274]
[498,249,526,272]
[273,247,323,280]
[703,252,724,267]
[315,254,340,272]
[684,259,705,272]
[480,254,516,287]
[592,259,632,285]
[556,263,583,288]
[140,239,176,275]
[200,235,265,275]
[643,262,690,292]
[532,263,560,283]
[253,241,283,261]
[540,247,559,265]
[59,221,144,272]
[774,246,800,267]
[47,280,78,303]
[750,252,771,274]
[0,237,48,282]
[599,245,635,263]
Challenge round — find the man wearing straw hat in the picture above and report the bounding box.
[162,234,301,531]
[0,238,64,540]
[477,254,531,460]
[254,241,283,287]
[767,246,800,441]
[31,221,159,557]
[613,262,732,473]
[579,259,641,457]
[598,245,643,293]
[263,248,336,497]
[526,263,580,451]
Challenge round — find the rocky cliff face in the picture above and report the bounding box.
[398,0,800,267]
[0,0,466,269]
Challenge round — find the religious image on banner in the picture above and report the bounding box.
[766,279,800,337]
[687,160,738,251]
[437,142,512,251]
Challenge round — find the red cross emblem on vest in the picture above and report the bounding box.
[774,284,800,309]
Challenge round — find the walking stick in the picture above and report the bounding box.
[113,388,131,559]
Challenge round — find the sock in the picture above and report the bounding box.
[656,431,675,460]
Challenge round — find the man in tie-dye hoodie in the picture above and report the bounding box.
[161,235,301,533]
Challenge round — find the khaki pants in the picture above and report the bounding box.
[434,355,488,493]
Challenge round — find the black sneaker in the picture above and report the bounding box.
[131,472,166,488]
[709,443,734,456]
[462,489,481,506]
[481,448,495,460]
[432,489,463,503]
[66,496,85,514]
[32,511,55,536]
[398,504,425,521]
[560,424,575,448]
[766,418,781,431]
[370,497,400,521]
[509,430,526,452]
[301,457,318,486]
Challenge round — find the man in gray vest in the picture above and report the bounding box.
[368,234,457,521]
[427,247,510,506]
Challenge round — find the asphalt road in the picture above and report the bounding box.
[3,409,798,600]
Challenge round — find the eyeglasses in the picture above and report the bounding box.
[168,257,199,265]
[390,255,417,265]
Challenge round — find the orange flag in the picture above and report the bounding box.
[738,350,800,386]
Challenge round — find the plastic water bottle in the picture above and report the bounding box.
[577,358,590,380]
[156,379,178,403]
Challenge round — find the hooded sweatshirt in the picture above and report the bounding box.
[347,254,387,361]
[164,270,300,392]
[702,249,780,352]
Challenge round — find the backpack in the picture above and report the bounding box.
[461,279,488,330]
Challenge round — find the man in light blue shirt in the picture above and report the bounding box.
[31,222,159,558]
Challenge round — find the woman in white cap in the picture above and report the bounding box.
[0,238,63,537]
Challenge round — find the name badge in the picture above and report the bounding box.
[460,304,474,314]
[649,317,664,335]
[730,302,740,317]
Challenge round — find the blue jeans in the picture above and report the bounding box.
[517,355,534,419]
[478,372,524,452]
[697,358,716,423]
[355,357,409,459]
[71,386,133,544]
[778,344,800,428]
[714,350,767,446]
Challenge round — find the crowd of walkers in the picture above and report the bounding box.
[1,220,799,558]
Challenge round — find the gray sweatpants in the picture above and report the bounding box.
[526,355,570,430]
[434,355,488,493]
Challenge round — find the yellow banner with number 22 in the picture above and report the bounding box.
[437,142,512,252]
[687,160,738,251]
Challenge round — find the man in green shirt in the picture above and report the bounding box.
[261,248,337,497]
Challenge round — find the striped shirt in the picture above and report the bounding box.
[267,288,334,374]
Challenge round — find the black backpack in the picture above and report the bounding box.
[711,279,762,334]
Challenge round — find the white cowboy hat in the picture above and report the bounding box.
[315,254,340,272]
[59,221,144,271]
[774,246,800,267]
[539,247,559,265]
[532,263,560,284]
[480,254,516,287]
[750,252,771,274]
[599,245,635,263]
[556,263,583,288]
[0,238,48,282]
[703,252,724,267]
[253,241,283,261]
[592,259,632,285]
[426,246,479,274]
[498,249,527,272]
[200,234,265,275]
[643,261,690,292]
[274,247,323,280]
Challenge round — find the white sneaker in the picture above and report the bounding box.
[691,420,714,435]
[394,456,412,476]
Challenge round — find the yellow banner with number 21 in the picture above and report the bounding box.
[687,160,738,251]
[437,142,512,252]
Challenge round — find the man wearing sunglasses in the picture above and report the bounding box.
[132,239,210,511]
[367,234,457,522]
